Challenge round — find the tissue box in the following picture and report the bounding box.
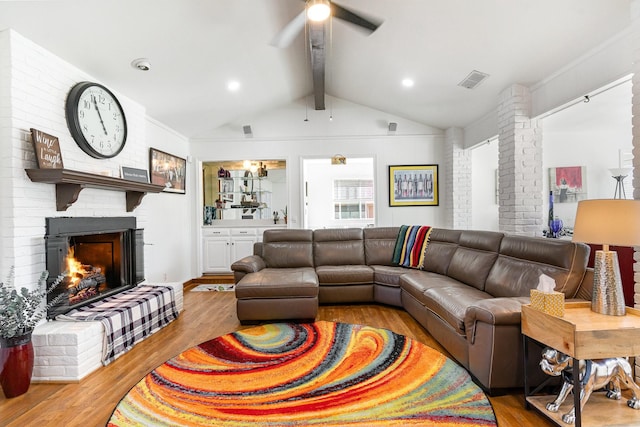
[530,289,565,317]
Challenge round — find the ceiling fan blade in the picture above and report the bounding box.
[331,2,382,34]
[270,11,306,48]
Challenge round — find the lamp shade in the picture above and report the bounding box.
[609,167,632,177]
[572,199,640,247]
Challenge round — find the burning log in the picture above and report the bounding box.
[67,265,106,304]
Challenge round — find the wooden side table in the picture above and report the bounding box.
[522,302,640,426]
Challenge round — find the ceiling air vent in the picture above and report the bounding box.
[458,70,490,89]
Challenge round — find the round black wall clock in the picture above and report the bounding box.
[65,81,127,159]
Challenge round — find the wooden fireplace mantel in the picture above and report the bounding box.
[25,168,165,212]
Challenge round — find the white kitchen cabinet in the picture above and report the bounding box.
[202,228,257,273]
[230,228,257,263]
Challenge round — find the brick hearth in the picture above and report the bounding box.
[32,282,183,382]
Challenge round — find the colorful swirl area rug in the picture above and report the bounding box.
[108,321,496,426]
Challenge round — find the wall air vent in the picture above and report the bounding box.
[458,70,490,89]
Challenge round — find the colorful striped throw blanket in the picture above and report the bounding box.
[57,285,178,365]
[392,225,433,268]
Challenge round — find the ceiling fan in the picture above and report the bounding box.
[271,0,383,110]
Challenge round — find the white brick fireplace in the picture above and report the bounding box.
[0,31,190,381]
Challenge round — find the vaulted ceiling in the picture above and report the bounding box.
[0,0,631,138]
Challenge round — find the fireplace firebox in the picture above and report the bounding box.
[45,217,144,319]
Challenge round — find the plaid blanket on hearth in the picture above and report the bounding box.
[56,285,179,365]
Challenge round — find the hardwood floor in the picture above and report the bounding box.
[0,282,553,426]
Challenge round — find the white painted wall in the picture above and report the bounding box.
[471,140,499,231]
[464,27,633,149]
[468,80,633,234]
[0,30,193,288]
[190,97,446,231]
[142,118,193,283]
[541,80,633,229]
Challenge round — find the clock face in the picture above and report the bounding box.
[66,82,127,159]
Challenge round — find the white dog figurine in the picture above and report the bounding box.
[539,347,640,424]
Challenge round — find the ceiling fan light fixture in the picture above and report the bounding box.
[307,0,331,22]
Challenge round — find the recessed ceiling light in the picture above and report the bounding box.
[227,80,241,92]
[401,78,414,88]
[131,58,151,71]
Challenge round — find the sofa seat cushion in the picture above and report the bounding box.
[370,265,407,287]
[423,286,493,334]
[399,270,464,302]
[316,265,374,285]
[235,268,319,299]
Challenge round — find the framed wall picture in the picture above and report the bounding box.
[549,166,587,203]
[389,164,439,206]
[149,148,186,194]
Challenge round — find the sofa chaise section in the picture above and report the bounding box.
[232,229,319,324]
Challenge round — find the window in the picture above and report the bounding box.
[333,179,374,220]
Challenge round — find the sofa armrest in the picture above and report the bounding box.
[465,297,529,344]
[231,255,266,274]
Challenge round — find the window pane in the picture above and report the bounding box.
[333,179,374,220]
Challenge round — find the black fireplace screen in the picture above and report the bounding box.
[45,217,144,319]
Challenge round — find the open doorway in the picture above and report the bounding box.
[302,157,375,229]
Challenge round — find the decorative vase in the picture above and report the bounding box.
[548,191,554,230]
[0,331,34,398]
[550,218,563,238]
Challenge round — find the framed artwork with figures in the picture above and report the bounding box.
[149,148,186,194]
[389,164,439,206]
[549,166,587,203]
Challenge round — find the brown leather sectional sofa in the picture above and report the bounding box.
[231,226,592,392]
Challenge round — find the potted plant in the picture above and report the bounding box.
[281,206,288,224]
[0,267,64,398]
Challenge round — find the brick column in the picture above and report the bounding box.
[497,84,543,236]
[442,127,471,229]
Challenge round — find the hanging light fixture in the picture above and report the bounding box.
[307,0,331,22]
[331,154,346,165]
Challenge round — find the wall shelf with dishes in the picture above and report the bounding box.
[202,160,286,224]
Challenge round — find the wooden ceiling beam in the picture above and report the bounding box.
[308,21,325,110]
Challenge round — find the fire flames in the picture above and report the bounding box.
[65,247,107,304]
[66,247,84,288]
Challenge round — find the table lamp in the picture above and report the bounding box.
[572,199,640,316]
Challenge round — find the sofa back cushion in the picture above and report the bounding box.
[314,228,365,266]
[485,235,590,297]
[262,229,314,268]
[446,230,504,290]
[422,228,462,275]
[363,227,399,266]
